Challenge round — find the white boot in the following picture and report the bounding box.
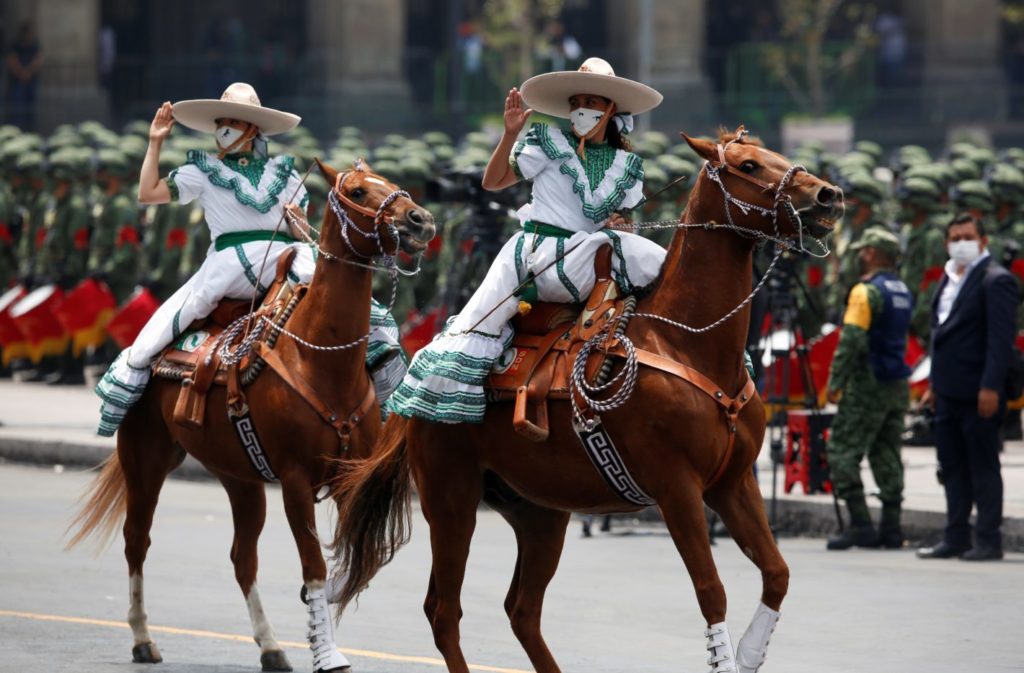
[736,602,781,673]
[304,584,351,672]
[705,621,737,673]
[325,570,348,605]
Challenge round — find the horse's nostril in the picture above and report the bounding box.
[816,187,836,206]
[407,209,423,225]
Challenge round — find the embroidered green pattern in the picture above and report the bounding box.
[233,244,268,294]
[221,153,268,189]
[555,237,582,302]
[522,123,644,223]
[186,150,295,214]
[166,169,180,201]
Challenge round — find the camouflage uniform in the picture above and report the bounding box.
[37,149,93,288]
[14,152,48,286]
[88,148,142,302]
[828,172,888,321]
[826,228,911,550]
[896,177,948,341]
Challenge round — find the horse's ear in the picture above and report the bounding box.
[732,124,746,139]
[356,157,373,172]
[680,132,717,162]
[315,157,337,186]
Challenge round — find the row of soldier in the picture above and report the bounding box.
[1,120,1022,400]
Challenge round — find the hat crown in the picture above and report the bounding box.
[577,57,615,77]
[220,82,262,108]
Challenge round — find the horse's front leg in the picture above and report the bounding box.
[281,472,350,673]
[221,477,292,672]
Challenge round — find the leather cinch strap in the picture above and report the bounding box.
[614,345,756,489]
[252,342,376,446]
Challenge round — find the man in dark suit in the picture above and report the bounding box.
[917,213,1019,561]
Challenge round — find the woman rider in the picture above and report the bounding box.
[96,82,401,436]
[389,57,665,423]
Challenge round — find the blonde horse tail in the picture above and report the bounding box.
[329,414,412,609]
[65,451,127,551]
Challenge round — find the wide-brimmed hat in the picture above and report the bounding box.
[172,82,300,136]
[520,57,663,119]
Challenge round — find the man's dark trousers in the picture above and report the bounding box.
[934,395,1004,549]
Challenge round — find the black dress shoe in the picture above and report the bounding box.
[961,545,1004,561]
[916,541,969,559]
[827,525,880,550]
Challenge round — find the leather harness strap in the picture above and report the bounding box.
[612,344,756,489]
[252,342,376,446]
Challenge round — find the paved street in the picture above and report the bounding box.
[1,463,1022,673]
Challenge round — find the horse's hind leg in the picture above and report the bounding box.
[414,432,482,673]
[220,477,292,672]
[706,470,788,673]
[280,474,350,672]
[118,404,181,664]
[493,499,570,673]
[659,479,738,673]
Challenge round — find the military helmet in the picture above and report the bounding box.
[422,131,453,147]
[123,120,151,139]
[96,148,132,177]
[840,171,886,206]
[988,163,1024,204]
[854,140,883,162]
[15,151,45,175]
[950,157,981,182]
[895,176,942,210]
[890,145,930,172]
[950,179,994,213]
[947,141,976,161]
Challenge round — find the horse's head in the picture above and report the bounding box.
[315,158,435,258]
[681,126,844,242]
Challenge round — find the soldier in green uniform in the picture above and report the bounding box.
[896,176,949,341]
[89,148,143,302]
[14,151,48,287]
[36,148,93,288]
[826,227,913,550]
[828,171,888,320]
[0,143,23,287]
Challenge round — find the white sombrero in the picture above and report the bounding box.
[172,82,300,136]
[520,57,663,119]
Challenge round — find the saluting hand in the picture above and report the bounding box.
[503,88,533,136]
[150,101,175,142]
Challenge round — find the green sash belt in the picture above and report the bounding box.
[522,221,573,238]
[214,230,297,252]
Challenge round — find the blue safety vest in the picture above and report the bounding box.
[867,271,914,381]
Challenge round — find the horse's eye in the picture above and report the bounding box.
[350,187,366,199]
[739,161,758,174]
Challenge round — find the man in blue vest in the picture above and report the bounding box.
[917,213,1019,561]
[825,227,914,550]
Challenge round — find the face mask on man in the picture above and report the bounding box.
[215,124,246,150]
[571,108,605,137]
[948,239,982,266]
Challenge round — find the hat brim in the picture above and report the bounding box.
[172,99,300,136]
[520,71,663,119]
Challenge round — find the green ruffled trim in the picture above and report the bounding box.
[299,191,310,209]
[510,142,526,180]
[523,124,644,223]
[388,382,486,424]
[186,150,295,214]
[172,307,183,340]
[166,170,180,201]
[555,237,582,302]
[513,232,526,283]
[602,229,633,294]
[221,153,269,189]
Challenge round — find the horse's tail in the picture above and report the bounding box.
[329,414,412,609]
[65,451,127,550]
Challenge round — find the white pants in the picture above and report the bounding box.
[449,228,666,336]
[127,241,315,368]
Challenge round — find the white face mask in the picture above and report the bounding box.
[215,124,246,150]
[571,107,605,137]
[948,239,982,266]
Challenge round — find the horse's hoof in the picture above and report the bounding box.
[131,642,163,663]
[260,649,292,671]
[316,667,350,673]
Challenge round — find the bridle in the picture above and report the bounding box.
[701,131,828,259]
[325,166,410,262]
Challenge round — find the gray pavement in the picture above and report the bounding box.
[1,379,1023,549]
[1,464,1023,673]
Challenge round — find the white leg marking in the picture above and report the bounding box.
[245,584,282,653]
[127,574,153,646]
[305,581,350,671]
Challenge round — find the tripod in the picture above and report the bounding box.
[752,252,843,536]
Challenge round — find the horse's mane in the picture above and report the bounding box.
[716,127,765,148]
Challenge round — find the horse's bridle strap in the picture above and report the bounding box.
[713,143,784,195]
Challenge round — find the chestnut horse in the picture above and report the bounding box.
[330,130,843,673]
[67,161,435,673]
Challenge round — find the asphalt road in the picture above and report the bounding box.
[1,463,1021,673]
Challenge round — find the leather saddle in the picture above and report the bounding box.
[486,245,630,442]
[153,247,305,429]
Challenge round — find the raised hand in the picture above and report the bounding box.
[503,87,533,136]
[149,101,175,142]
